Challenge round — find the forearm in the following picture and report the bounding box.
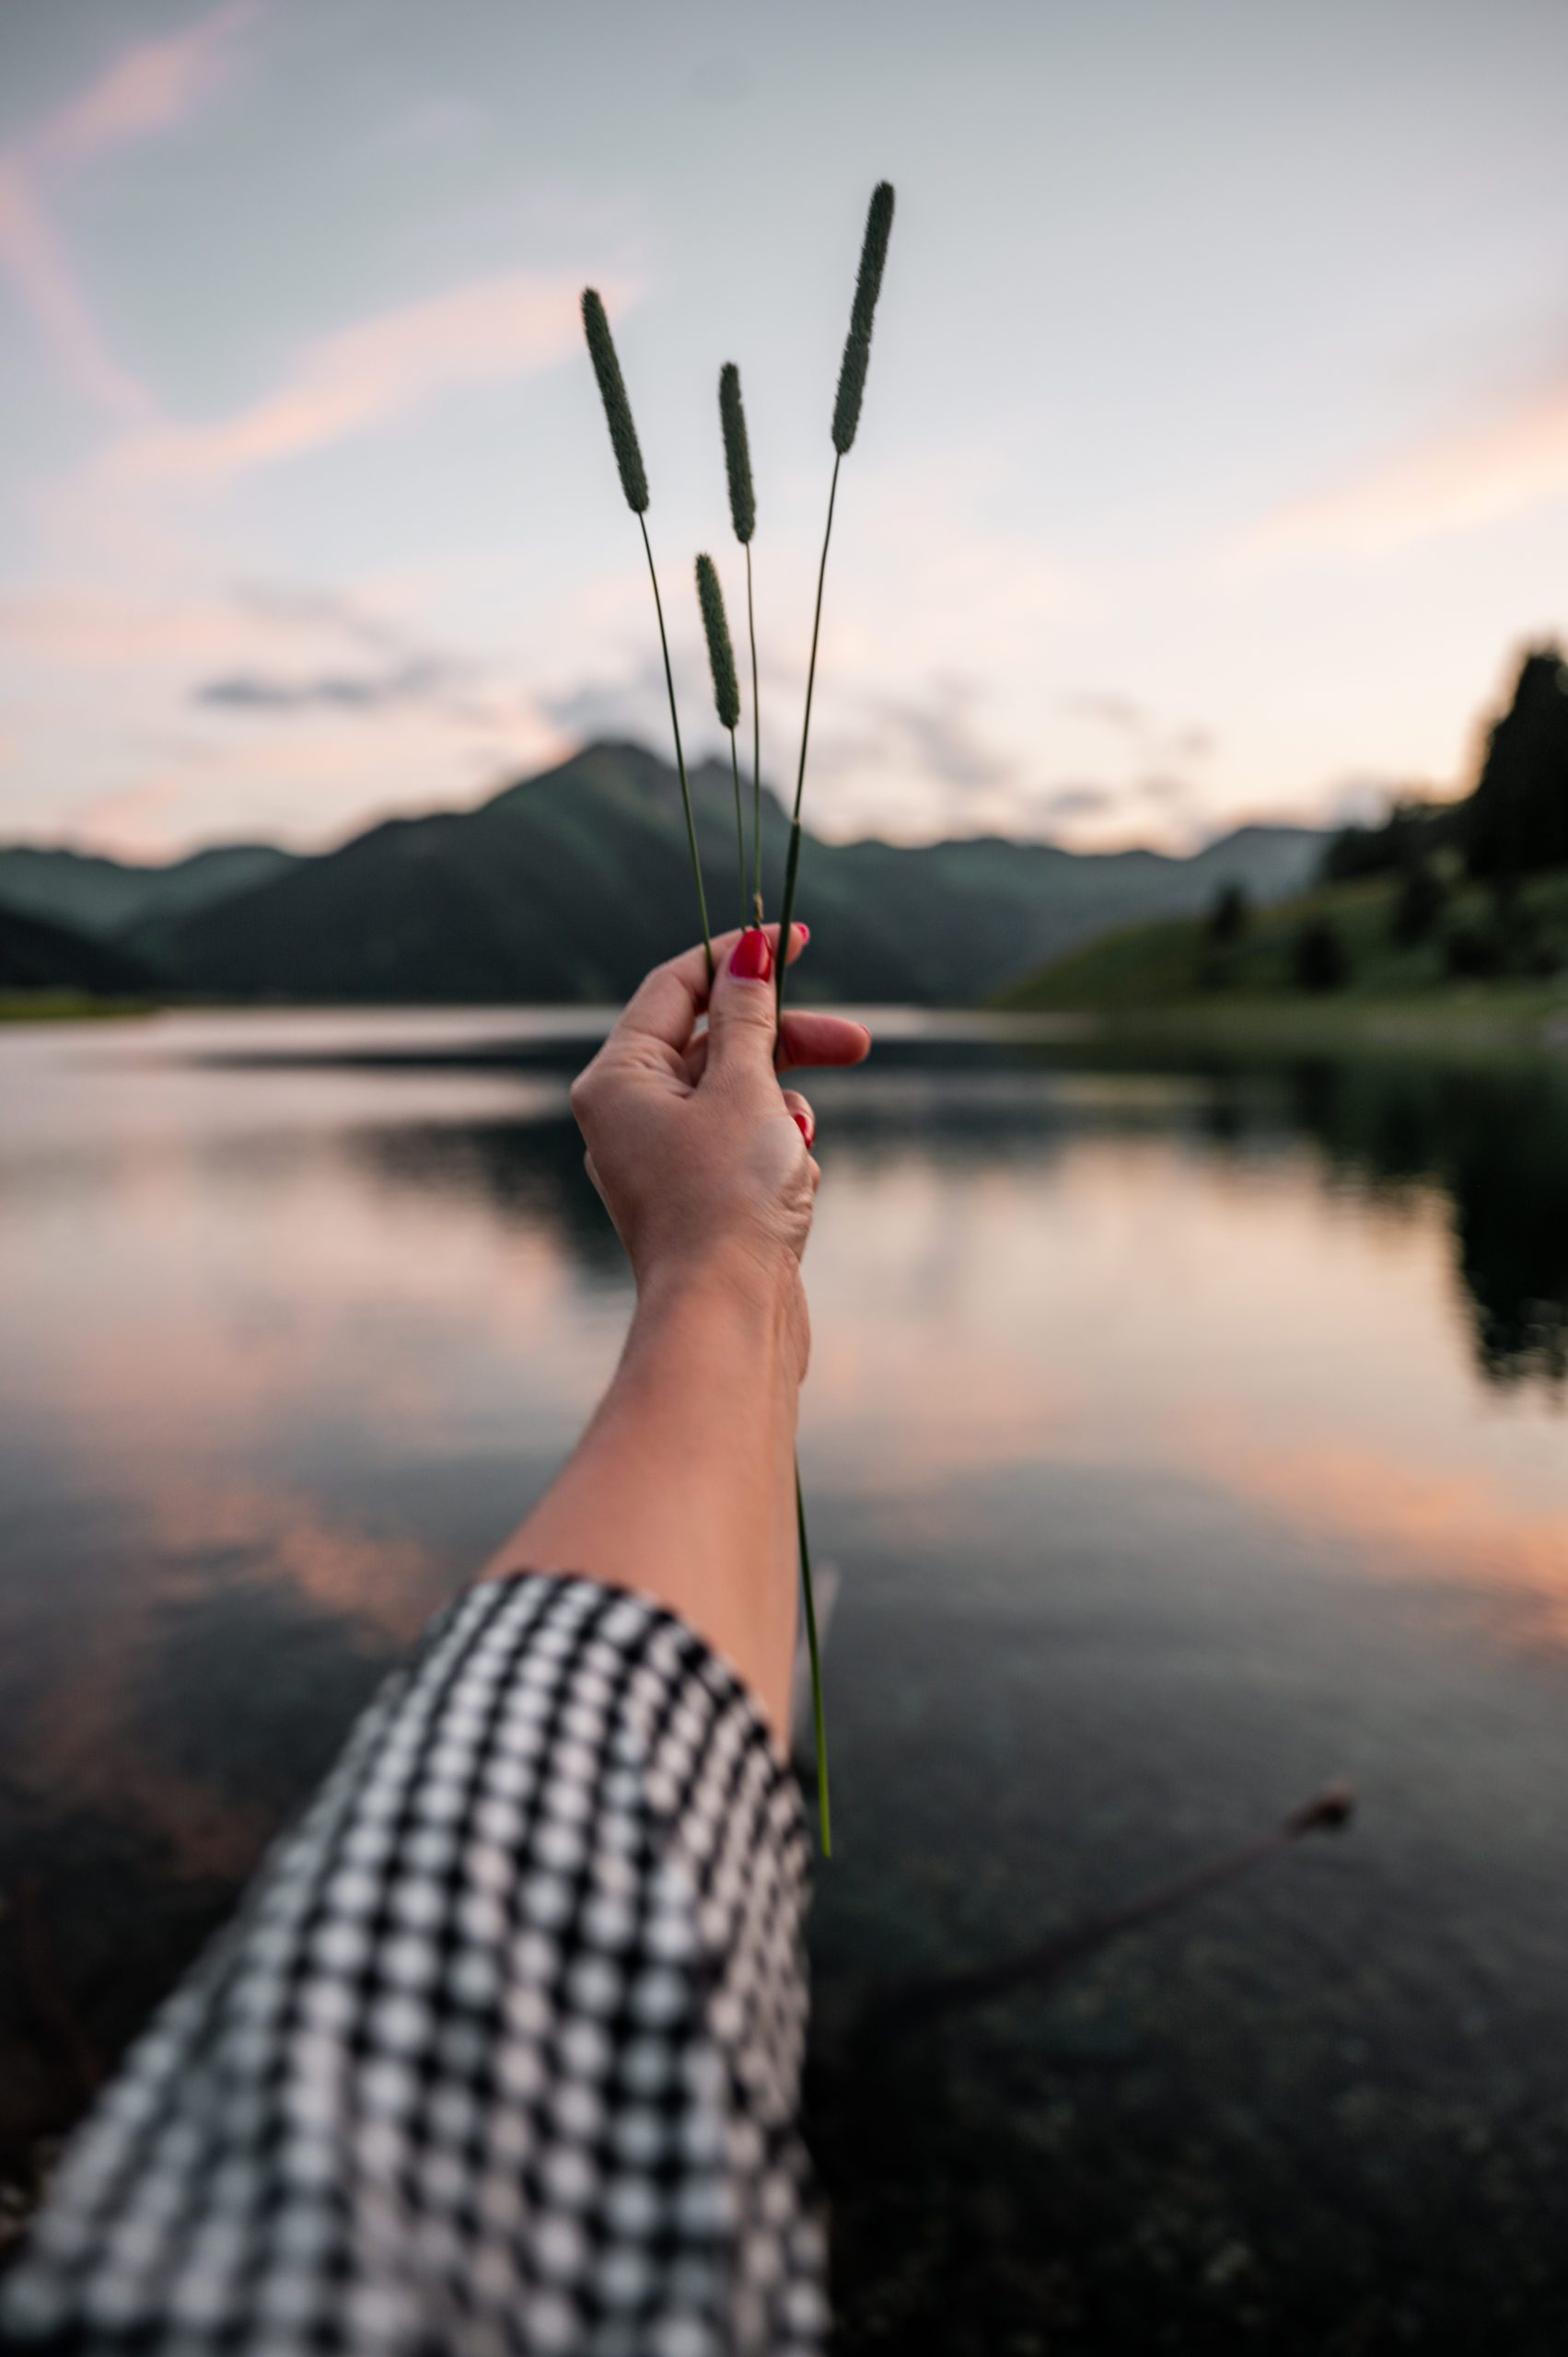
[486,1252,803,1739]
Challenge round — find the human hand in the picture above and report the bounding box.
[569,924,871,1368]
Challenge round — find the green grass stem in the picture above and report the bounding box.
[773,452,841,1011]
[728,730,748,926]
[639,516,712,980]
[796,1463,831,1855]
[747,544,762,924]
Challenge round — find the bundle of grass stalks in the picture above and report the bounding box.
[580,183,897,1852]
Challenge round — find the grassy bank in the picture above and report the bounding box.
[0,992,157,1024]
[1027,991,1568,1067]
[995,866,1568,1060]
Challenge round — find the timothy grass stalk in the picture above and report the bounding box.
[745,549,761,921]
[720,364,764,923]
[796,1467,830,1854]
[582,288,713,978]
[695,554,748,925]
[774,181,895,1010]
[773,184,894,1856]
[719,366,831,1852]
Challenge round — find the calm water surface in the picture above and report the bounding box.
[4,1009,1568,2351]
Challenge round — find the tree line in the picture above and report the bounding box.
[1205,643,1568,991]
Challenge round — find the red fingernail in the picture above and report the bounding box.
[794,923,811,945]
[793,1110,815,1146]
[730,930,772,981]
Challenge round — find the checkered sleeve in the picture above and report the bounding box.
[0,1573,826,2355]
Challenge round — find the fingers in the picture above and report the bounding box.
[681,1009,871,1086]
[703,926,785,1086]
[606,923,807,1063]
[776,1011,871,1074]
[781,1088,816,1149]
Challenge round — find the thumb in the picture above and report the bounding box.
[703,926,785,1086]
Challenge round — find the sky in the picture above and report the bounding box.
[2,0,1567,862]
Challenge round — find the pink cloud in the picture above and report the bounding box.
[105,271,610,487]
[36,3,258,172]
[65,773,184,857]
[1246,367,1568,560]
[0,154,152,418]
[0,577,568,855]
[0,3,257,415]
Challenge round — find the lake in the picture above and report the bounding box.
[4,1008,1568,2352]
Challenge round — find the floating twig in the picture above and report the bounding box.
[867,1782,1355,2041]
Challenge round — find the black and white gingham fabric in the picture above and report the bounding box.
[0,1573,825,2354]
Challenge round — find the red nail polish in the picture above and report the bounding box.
[793,1110,815,1146]
[730,930,772,981]
[795,923,811,945]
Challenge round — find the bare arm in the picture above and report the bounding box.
[483,922,870,1741]
[1,932,864,2357]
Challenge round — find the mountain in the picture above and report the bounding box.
[0,905,161,995]
[819,820,1322,1002]
[2,744,1325,1005]
[0,842,299,936]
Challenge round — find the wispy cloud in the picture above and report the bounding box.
[194,656,470,714]
[867,679,1017,794]
[0,160,149,417]
[1061,690,1215,764]
[1135,772,1198,809]
[105,271,607,489]
[1246,366,1568,559]
[35,4,257,169]
[807,675,1021,834]
[1062,691,1147,733]
[541,656,668,747]
[65,774,185,852]
[0,3,256,415]
[3,575,568,853]
[1029,783,1115,823]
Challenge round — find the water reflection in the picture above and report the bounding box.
[1298,1057,1568,1390]
[4,1013,1568,2347]
[1174,1051,1568,1395]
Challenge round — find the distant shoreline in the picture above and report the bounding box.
[1040,992,1568,1065]
[7,989,1568,1069]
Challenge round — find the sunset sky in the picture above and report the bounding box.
[3,0,1567,860]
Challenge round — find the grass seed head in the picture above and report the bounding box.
[830,182,895,454]
[580,288,648,515]
[719,363,756,546]
[695,553,741,730]
[850,180,895,341]
[831,331,870,455]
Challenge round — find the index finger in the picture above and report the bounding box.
[603,923,807,1062]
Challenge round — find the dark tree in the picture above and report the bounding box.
[1321,821,1381,884]
[1205,881,1249,947]
[1462,644,1568,878]
[1389,856,1445,946]
[1446,922,1506,981]
[1292,916,1349,992]
[1321,797,1446,884]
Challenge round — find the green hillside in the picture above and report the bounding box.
[0,842,297,935]
[998,862,1568,1031]
[0,905,161,998]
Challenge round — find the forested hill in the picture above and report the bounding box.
[0,741,1322,1006]
[1002,643,1568,1017]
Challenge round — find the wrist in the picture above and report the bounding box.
[633,1242,807,1376]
